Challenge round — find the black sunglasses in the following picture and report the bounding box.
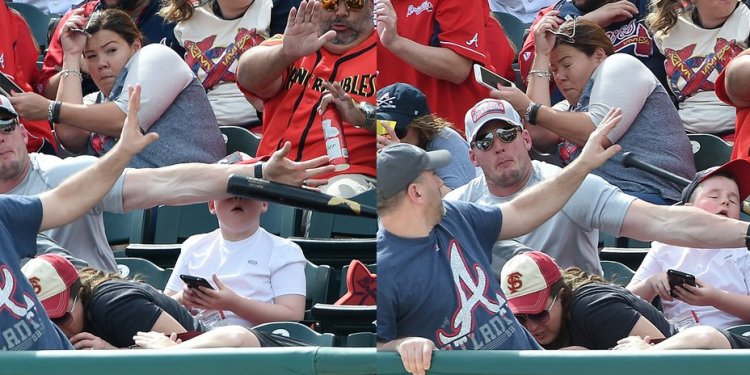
[472,127,520,151]
[0,117,18,135]
[51,293,79,326]
[320,0,364,11]
[514,294,558,326]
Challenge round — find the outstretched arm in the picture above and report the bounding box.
[237,0,336,98]
[121,142,334,211]
[38,85,158,231]
[497,108,622,240]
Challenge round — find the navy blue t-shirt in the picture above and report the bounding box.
[377,201,541,350]
[0,196,72,351]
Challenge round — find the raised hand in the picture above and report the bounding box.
[376,121,400,150]
[318,81,364,126]
[113,84,159,157]
[60,8,90,57]
[580,0,638,27]
[533,11,564,57]
[375,0,399,48]
[281,0,337,60]
[264,141,336,187]
[573,107,623,172]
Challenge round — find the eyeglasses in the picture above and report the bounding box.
[471,127,520,151]
[51,293,79,326]
[0,118,18,135]
[546,16,576,44]
[514,294,558,327]
[320,0,365,11]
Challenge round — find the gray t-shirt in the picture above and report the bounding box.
[445,160,636,275]
[426,127,477,189]
[9,153,126,271]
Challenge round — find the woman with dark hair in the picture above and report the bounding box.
[647,0,750,138]
[492,18,695,205]
[10,8,225,168]
[500,251,675,349]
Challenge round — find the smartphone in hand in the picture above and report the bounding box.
[179,274,214,290]
[473,64,515,90]
[667,269,696,298]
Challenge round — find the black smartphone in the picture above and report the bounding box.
[667,269,696,297]
[0,73,24,97]
[179,274,214,290]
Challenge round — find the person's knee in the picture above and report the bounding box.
[213,326,261,347]
[683,326,730,349]
[725,55,750,108]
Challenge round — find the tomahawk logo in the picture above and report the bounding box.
[0,266,46,351]
[377,92,396,109]
[437,240,501,347]
[0,267,32,317]
[0,53,5,69]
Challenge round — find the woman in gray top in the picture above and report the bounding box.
[11,9,225,168]
[492,17,694,204]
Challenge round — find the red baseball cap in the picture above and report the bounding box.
[500,251,562,315]
[21,254,79,319]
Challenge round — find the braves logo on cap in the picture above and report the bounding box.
[470,100,506,123]
[506,272,523,294]
[377,92,396,109]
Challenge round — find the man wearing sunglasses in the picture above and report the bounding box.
[446,98,750,278]
[378,109,625,374]
[236,0,376,198]
[0,93,333,273]
[0,87,156,351]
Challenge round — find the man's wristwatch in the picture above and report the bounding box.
[357,101,376,131]
[746,224,750,251]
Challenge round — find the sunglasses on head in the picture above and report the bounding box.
[472,127,520,151]
[546,15,576,44]
[320,0,365,11]
[514,294,558,327]
[51,293,79,326]
[0,117,18,135]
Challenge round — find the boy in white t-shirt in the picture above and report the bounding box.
[627,159,750,330]
[165,196,306,328]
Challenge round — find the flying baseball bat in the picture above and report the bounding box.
[226,174,377,218]
[622,151,691,187]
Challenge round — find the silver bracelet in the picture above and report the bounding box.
[527,70,552,81]
[60,69,83,82]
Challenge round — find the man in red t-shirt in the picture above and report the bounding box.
[0,2,55,153]
[237,0,376,198]
[716,50,750,161]
[375,0,513,132]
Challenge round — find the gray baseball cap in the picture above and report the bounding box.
[377,143,451,200]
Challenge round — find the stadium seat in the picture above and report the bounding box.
[492,12,530,51]
[687,133,732,172]
[311,304,377,336]
[727,324,750,337]
[220,125,261,156]
[151,203,219,244]
[345,332,376,348]
[306,189,377,238]
[103,210,146,246]
[7,2,52,51]
[305,260,332,320]
[600,260,636,286]
[254,321,335,347]
[116,257,171,290]
[260,203,299,237]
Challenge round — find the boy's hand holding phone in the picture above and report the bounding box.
[670,277,716,307]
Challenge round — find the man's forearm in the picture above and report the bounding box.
[122,163,245,211]
[237,45,294,98]
[385,36,472,84]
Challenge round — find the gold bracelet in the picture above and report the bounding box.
[60,69,83,82]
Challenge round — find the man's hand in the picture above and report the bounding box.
[375,0,400,48]
[673,278,715,306]
[133,331,181,349]
[489,85,533,116]
[112,84,159,157]
[281,0,336,61]
[579,0,638,28]
[318,81,366,127]
[264,141,336,187]
[396,337,435,375]
[570,107,623,172]
[70,332,118,350]
[613,335,652,351]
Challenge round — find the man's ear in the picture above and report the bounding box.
[468,148,480,167]
[522,129,532,151]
